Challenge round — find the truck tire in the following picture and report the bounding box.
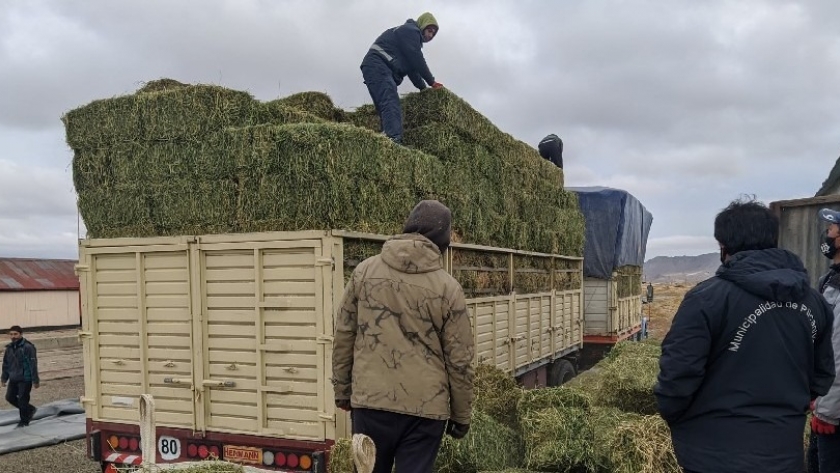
[547,359,576,387]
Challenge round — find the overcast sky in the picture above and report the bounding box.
[2,0,839,261]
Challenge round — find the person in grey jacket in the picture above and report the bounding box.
[1,326,39,427]
[808,208,840,472]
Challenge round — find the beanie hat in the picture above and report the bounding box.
[403,200,452,254]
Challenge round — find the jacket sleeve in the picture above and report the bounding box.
[332,273,359,401]
[814,288,840,424]
[442,285,475,425]
[654,287,712,424]
[407,71,427,91]
[1,348,8,383]
[27,343,39,384]
[395,26,435,87]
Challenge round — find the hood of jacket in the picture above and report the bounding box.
[380,233,443,274]
[717,248,809,302]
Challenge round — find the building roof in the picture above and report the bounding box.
[817,155,840,197]
[0,258,80,291]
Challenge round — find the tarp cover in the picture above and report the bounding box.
[567,186,653,279]
[0,398,85,454]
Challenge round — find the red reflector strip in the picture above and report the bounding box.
[104,453,143,465]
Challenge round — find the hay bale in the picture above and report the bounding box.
[605,414,680,473]
[62,94,144,149]
[346,104,381,132]
[234,123,443,236]
[595,355,659,415]
[434,410,524,473]
[138,78,189,94]
[256,100,325,125]
[276,91,346,122]
[605,340,662,362]
[328,438,354,473]
[615,265,643,298]
[473,364,522,432]
[520,406,593,471]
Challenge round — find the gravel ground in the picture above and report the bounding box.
[0,376,99,473]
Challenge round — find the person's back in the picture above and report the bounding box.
[655,198,835,473]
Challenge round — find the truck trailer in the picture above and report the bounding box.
[77,229,587,472]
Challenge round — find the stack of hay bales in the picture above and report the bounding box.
[64,80,584,259]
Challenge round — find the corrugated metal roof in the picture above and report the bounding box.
[0,258,80,291]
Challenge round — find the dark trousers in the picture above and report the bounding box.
[351,408,446,473]
[5,380,34,423]
[808,429,840,473]
[361,57,403,143]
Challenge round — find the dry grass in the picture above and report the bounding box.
[644,283,694,340]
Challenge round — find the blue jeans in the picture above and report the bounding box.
[361,56,402,143]
[808,429,840,473]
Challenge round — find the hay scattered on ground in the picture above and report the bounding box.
[605,414,680,473]
[605,339,662,361]
[435,410,524,473]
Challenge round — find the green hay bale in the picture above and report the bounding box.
[605,414,680,473]
[328,438,354,473]
[276,91,346,122]
[452,249,510,297]
[605,340,662,362]
[595,355,660,415]
[520,405,592,471]
[62,94,144,149]
[137,78,189,94]
[234,123,445,237]
[146,179,238,235]
[139,85,256,141]
[77,184,153,239]
[434,410,524,473]
[615,265,643,298]
[346,104,381,132]
[256,100,326,125]
[519,385,594,419]
[473,364,523,432]
[343,239,385,283]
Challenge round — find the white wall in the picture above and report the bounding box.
[0,291,80,329]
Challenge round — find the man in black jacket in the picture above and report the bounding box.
[1,325,40,427]
[655,198,836,473]
[361,13,443,144]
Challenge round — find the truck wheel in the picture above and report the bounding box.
[547,359,576,387]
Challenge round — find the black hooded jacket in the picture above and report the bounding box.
[655,248,835,473]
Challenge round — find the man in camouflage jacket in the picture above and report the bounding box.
[332,200,475,473]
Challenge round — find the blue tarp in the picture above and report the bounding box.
[567,187,653,280]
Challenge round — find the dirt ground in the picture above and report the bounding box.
[644,282,695,340]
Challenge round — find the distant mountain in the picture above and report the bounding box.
[644,253,720,284]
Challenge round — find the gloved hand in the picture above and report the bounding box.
[811,415,836,435]
[446,421,469,439]
[335,399,351,412]
[432,82,444,89]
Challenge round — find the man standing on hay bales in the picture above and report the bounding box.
[361,13,444,144]
[654,197,836,473]
[806,208,840,472]
[332,200,475,473]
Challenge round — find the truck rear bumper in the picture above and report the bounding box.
[88,419,331,473]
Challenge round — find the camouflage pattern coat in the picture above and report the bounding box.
[332,233,475,424]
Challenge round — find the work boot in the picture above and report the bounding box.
[14,421,24,428]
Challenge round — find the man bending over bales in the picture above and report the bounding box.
[332,200,475,473]
[361,13,444,144]
[655,197,836,473]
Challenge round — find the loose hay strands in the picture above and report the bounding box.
[473,364,523,432]
[329,438,354,473]
[435,410,524,473]
[606,339,662,361]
